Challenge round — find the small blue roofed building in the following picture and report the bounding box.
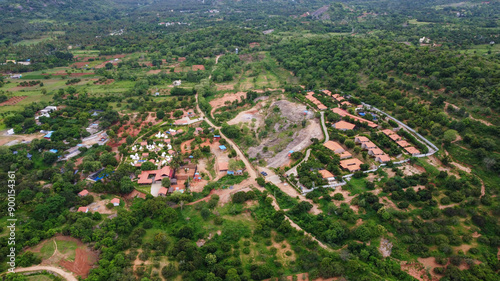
[219,145,227,150]
[44,131,54,139]
[288,150,294,157]
[358,112,366,117]
[49,149,58,153]
[227,171,235,175]
[214,135,221,140]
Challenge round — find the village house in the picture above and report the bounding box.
[333,120,355,131]
[404,146,421,156]
[375,154,391,163]
[388,134,402,142]
[318,170,336,183]
[332,108,378,128]
[355,136,370,144]
[218,161,229,172]
[111,198,120,206]
[78,207,89,213]
[339,151,352,160]
[323,141,345,154]
[78,190,89,197]
[340,158,364,172]
[158,187,168,196]
[396,140,411,147]
[368,148,385,157]
[305,91,327,110]
[382,129,396,136]
[138,166,174,185]
[361,141,377,150]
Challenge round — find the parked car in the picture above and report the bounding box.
[260,171,268,176]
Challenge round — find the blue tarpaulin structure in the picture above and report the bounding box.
[358,112,366,116]
[44,131,53,139]
[227,171,234,175]
[219,145,227,150]
[49,149,58,153]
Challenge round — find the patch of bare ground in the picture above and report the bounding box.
[379,238,393,257]
[216,84,235,91]
[401,261,433,281]
[209,92,247,117]
[380,196,399,210]
[400,163,426,176]
[331,187,358,212]
[248,100,323,169]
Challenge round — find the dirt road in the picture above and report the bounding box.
[14,266,77,281]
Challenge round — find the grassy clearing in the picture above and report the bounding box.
[346,177,368,195]
[408,19,433,25]
[39,240,56,260]
[26,275,55,281]
[14,36,55,46]
[460,43,500,56]
[55,240,78,260]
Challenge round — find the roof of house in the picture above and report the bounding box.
[331,108,378,128]
[333,120,355,130]
[138,171,153,184]
[362,141,377,149]
[140,141,147,146]
[396,140,411,147]
[389,134,402,141]
[369,148,385,155]
[339,151,352,159]
[323,141,345,153]
[305,91,327,110]
[376,154,391,162]
[78,190,89,196]
[137,166,174,184]
[142,152,149,157]
[322,90,332,96]
[340,158,364,171]
[219,162,229,171]
[355,136,370,142]
[111,198,120,204]
[77,207,88,212]
[318,170,335,179]
[158,187,168,195]
[405,146,420,154]
[381,129,396,136]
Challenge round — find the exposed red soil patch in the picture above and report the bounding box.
[147,69,162,75]
[94,79,114,85]
[58,248,97,279]
[249,42,260,48]
[192,65,205,71]
[0,95,27,106]
[177,57,186,62]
